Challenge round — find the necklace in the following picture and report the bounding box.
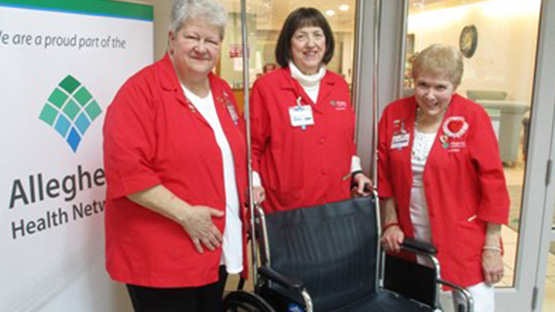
[414,107,447,131]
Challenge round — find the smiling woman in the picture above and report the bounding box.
[169,19,223,95]
[412,44,463,129]
[249,7,372,214]
[378,43,509,312]
[102,1,249,311]
[289,26,326,75]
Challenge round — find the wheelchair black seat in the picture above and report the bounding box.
[224,196,472,312]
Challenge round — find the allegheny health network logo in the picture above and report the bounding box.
[39,75,102,152]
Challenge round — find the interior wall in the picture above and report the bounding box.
[152,0,171,60]
[407,0,541,103]
[114,0,170,60]
[116,0,356,84]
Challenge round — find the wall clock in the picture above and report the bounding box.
[459,25,478,58]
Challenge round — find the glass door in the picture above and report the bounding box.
[534,3,555,307]
[357,0,555,311]
[403,0,542,290]
[219,0,362,291]
[218,0,358,113]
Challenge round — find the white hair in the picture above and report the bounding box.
[413,43,464,87]
[169,0,228,39]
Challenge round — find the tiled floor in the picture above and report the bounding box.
[544,276,555,312]
[542,243,555,311]
[498,226,555,311]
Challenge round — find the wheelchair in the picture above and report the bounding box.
[224,195,474,312]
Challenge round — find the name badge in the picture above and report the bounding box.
[289,105,314,128]
[391,133,410,149]
[226,103,239,125]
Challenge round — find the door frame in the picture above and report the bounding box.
[531,2,555,310]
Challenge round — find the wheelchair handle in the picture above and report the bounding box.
[401,238,438,255]
[258,266,305,292]
[258,266,314,312]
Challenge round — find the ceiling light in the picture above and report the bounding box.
[325,10,336,16]
[339,4,349,11]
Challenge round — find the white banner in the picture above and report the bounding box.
[0,1,153,311]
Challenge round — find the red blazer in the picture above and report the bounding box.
[103,54,248,287]
[250,67,357,213]
[378,94,510,287]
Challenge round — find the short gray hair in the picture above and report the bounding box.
[169,0,228,39]
[413,43,464,87]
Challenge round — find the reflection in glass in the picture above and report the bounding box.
[405,0,542,287]
[218,0,357,112]
[220,1,359,292]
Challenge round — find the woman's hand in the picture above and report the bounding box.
[482,222,504,284]
[352,172,373,197]
[126,185,225,254]
[482,249,504,284]
[253,186,266,205]
[380,224,404,253]
[178,205,224,254]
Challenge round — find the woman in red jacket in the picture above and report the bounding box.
[378,44,509,312]
[103,1,247,311]
[250,7,371,213]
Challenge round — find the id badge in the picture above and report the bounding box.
[391,133,410,149]
[289,105,314,127]
[226,103,239,125]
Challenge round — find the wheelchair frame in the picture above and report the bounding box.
[225,193,474,312]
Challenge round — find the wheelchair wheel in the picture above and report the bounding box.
[223,291,276,312]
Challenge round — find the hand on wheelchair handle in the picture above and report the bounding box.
[253,186,266,205]
[351,173,373,197]
[380,225,405,253]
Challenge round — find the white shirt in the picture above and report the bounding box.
[410,129,437,244]
[289,61,326,103]
[182,85,243,274]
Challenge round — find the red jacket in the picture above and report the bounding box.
[250,67,357,213]
[378,94,509,287]
[103,54,248,287]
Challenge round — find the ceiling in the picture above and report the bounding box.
[409,0,490,11]
[220,0,357,31]
[121,0,492,32]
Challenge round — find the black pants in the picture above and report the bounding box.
[126,266,228,312]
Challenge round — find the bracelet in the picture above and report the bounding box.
[351,170,364,178]
[350,170,365,188]
[382,222,400,233]
[483,246,502,252]
[350,170,364,183]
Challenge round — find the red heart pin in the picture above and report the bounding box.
[448,120,464,133]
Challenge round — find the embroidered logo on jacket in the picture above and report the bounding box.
[331,100,347,111]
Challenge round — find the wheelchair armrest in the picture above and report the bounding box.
[401,238,437,255]
[438,279,474,312]
[258,266,305,292]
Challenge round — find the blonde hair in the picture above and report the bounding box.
[412,43,464,87]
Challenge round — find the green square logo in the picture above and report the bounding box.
[40,75,102,152]
[74,87,93,106]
